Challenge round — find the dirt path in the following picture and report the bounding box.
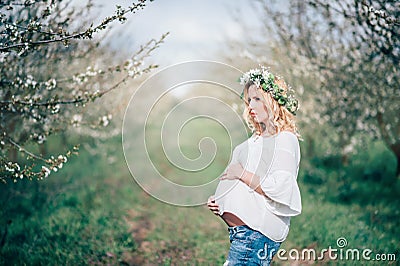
[122,207,155,265]
[121,192,198,265]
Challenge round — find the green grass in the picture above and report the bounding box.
[0,134,399,265]
[0,136,136,265]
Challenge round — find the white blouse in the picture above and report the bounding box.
[214,131,302,242]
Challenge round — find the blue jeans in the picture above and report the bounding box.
[225,225,281,266]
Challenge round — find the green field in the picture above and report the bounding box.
[1,132,399,265]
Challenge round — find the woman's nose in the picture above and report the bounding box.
[249,106,255,114]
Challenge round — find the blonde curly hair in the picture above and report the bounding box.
[242,78,301,139]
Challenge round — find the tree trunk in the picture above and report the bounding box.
[7,120,17,162]
[390,142,400,177]
[304,134,315,158]
[376,112,399,176]
[39,143,47,157]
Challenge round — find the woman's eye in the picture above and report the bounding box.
[255,97,260,101]
[247,98,251,102]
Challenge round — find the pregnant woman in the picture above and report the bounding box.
[207,66,302,265]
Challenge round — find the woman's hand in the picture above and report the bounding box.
[207,195,220,216]
[220,163,244,180]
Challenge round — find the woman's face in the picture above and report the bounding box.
[247,85,269,124]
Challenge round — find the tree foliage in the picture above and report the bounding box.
[0,0,168,183]
[259,0,399,174]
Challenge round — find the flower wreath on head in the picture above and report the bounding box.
[239,66,299,115]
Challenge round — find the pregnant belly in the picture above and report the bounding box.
[215,179,250,227]
[221,212,246,227]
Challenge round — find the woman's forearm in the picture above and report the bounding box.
[240,171,270,199]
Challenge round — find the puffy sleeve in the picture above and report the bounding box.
[259,132,302,216]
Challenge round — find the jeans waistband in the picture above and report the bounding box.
[228,225,250,234]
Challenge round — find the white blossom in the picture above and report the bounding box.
[51,104,60,114]
[72,114,82,127]
[100,114,112,127]
[85,66,98,77]
[37,135,46,144]
[58,155,66,161]
[5,163,14,172]
[41,166,51,177]
[128,70,135,77]
[45,78,57,90]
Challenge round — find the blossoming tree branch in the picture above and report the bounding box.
[0,0,168,183]
[257,0,399,175]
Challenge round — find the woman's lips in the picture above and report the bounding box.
[250,110,256,117]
